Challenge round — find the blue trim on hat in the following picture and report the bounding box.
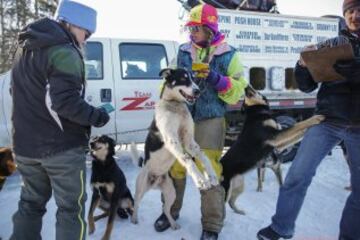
[55,0,97,33]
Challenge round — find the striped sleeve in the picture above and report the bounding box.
[218,51,248,105]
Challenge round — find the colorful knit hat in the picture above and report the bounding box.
[185,4,219,33]
[343,0,360,15]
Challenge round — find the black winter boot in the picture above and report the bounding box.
[257,226,292,240]
[200,230,218,240]
[154,212,179,232]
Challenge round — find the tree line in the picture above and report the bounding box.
[0,0,58,73]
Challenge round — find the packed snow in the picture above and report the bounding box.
[0,145,350,240]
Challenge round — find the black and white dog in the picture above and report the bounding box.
[130,68,218,230]
[220,86,325,214]
[88,135,134,240]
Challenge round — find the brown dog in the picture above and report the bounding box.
[0,147,16,191]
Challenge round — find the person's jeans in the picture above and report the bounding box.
[270,122,360,238]
[10,147,87,240]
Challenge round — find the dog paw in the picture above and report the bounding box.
[171,222,181,230]
[88,220,95,234]
[209,175,219,186]
[197,179,212,190]
[88,226,95,235]
[131,216,138,224]
[233,209,246,215]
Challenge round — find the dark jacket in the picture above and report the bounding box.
[295,30,360,125]
[11,18,109,158]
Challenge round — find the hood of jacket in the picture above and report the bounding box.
[18,17,74,50]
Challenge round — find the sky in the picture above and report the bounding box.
[76,0,344,41]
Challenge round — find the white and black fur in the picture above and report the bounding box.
[88,135,134,240]
[130,68,219,230]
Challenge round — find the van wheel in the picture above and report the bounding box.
[275,115,299,163]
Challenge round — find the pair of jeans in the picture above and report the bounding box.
[270,122,360,239]
[10,147,87,240]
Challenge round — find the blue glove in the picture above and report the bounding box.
[206,70,221,86]
[333,58,360,82]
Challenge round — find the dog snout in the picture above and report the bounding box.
[193,88,200,97]
[245,85,256,97]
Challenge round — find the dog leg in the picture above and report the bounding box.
[185,138,219,186]
[88,191,100,235]
[161,175,180,230]
[94,212,109,222]
[102,197,119,240]
[228,175,245,215]
[271,163,283,186]
[266,115,325,151]
[163,136,210,190]
[131,170,149,224]
[257,166,265,192]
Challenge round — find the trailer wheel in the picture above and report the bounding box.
[276,115,299,163]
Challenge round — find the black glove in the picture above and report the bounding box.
[93,107,110,127]
[333,58,360,82]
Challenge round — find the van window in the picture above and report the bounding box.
[84,42,103,80]
[119,43,168,79]
[285,68,298,90]
[250,67,266,90]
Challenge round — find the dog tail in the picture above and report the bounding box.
[130,142,144,167]
[221,177,231,201]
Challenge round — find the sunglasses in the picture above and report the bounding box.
[188,26,202,33]
[85,30,92,40]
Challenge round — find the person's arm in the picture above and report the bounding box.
[216,51,248,105]
[294,62,318,93]
[47,45,109,127]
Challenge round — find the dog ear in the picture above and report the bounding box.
[159,68,173,79]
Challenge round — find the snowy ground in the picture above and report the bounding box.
[0,145,350,240]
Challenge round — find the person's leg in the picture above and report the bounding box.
[270,123,341,237]
[43,147,87,240]
[339,126,360,239]
[10,156,52,240]
[199,149,225,235]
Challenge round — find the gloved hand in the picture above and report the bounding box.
[93,107,110,127]
[206,70,221,86]
[333,58,360,82]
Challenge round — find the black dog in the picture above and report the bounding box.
[220,86,324,214]
[88,135,134,240]
[0,147,16,191]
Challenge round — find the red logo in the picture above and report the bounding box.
[121,92,155,111]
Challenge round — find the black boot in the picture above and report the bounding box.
[200,230,218,240]
[257,226,292,240]
[154,213,179,232]
[117,208,129,219]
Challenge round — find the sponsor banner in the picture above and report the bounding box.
[218,11,338,59]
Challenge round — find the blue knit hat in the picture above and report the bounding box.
[55,0,97,34]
